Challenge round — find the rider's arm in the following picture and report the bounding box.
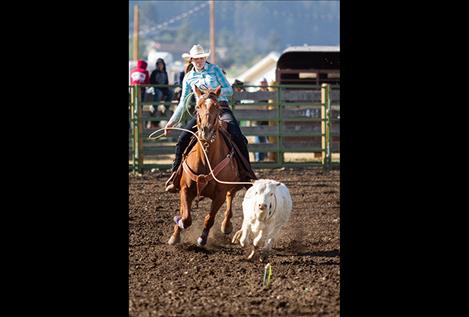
[167,75,192,126]
[213,65,233,97]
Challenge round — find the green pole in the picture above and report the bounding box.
[277,86,283,165]
[133,86,139,173]
[321,83,329,168]
[137,86,144,173]
[325,84,332,169]
[133,86,144,174]
[130,86,135,171]
[320,83,332,170]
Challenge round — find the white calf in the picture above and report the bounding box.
[232,179,292,259]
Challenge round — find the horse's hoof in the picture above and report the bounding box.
[221,221,233,235]
[260,253,269,263]
[247,249,255,260]
[231,229,242,244]
[197,236,206,246]
[168,235,181,245]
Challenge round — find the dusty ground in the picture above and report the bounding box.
[129,167,340,317]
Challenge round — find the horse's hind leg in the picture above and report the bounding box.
[197,195,225,246]
[221,191,234,234]
[168,187,194,245]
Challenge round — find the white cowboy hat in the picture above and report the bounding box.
[181,44,211,60]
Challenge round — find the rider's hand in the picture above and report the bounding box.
[164,121,174,136]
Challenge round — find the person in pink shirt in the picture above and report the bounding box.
[130,60,150,101]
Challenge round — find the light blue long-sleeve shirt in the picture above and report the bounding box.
[169,63,233,124]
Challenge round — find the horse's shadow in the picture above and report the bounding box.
[273,245,340,266]
[276,239,340,258]
[293,249,340,258]
[175,232,240,256]
[174,231,250,257]
[181,243,215,255]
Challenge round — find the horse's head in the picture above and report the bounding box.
[194,85,221,145]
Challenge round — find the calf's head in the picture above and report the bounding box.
[252,181,281,221]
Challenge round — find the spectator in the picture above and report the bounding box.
[232,79,246,92]
[130,59,150,102]
[147,58,174,128]
[150,58,174,107]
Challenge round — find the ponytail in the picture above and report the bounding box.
[184,61,194,74]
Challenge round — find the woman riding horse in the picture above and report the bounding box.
[164,44,256,192]
[168,86,247,246]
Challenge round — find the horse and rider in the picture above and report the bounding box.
[162,44,257,246]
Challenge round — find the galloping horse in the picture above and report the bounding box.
[168,85,246,246]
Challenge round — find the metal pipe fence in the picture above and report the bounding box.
[129,84,339,173]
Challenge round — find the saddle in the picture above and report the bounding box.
[218,125,257,182]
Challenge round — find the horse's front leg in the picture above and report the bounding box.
[221,190,235,234]
[197,194,226,246]
[168,187,194,245]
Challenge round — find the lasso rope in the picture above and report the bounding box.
[148,127,254,186]
[183,91,196,120]
[145,92,195,141]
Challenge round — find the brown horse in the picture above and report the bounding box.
[168,85,245,246]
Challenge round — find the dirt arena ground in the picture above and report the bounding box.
[129,167,340,316]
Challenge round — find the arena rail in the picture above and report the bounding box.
[129,84,339,173]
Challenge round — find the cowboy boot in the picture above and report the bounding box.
[165,171,178,193]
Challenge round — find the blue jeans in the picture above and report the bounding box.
[254,135,267,161]
[154,89,174,104]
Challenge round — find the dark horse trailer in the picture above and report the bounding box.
[276,45,340,86]
[275,46,340,161]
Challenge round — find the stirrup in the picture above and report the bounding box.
[165,183,178,193]
[165,171,177,187]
